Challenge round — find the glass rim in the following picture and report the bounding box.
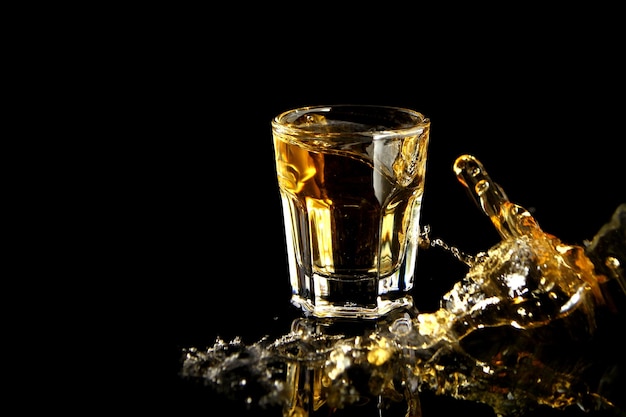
[271,104,430,137]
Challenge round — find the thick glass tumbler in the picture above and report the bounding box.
[271,105,431,318]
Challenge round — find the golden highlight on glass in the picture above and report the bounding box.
[271,105,431,318]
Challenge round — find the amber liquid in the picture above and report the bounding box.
[274,130,428,317]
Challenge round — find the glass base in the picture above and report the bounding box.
[290,294,414,319]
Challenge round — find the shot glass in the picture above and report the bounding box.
[271,105,431,318]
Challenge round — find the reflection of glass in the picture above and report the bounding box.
[271,105,430,319]
[280,306,422,416]
[181,155,625,417]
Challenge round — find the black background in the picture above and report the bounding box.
[95,3,626,416]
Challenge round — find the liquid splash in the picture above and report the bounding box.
[181,155,625,417]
